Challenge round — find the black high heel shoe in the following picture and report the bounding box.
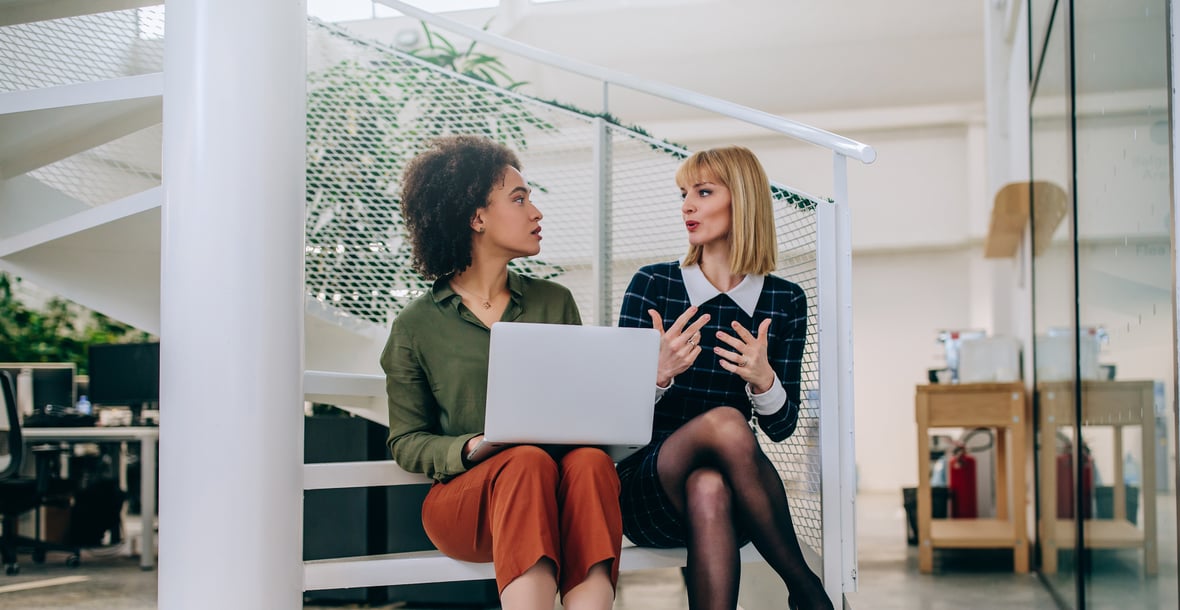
[787,579,835,610]
[788,597,835,610]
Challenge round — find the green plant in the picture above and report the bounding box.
[304,21,563,327]
[409,22,528,91]
[0,272,153,374]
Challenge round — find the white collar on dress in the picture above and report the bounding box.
[679,260,764,316]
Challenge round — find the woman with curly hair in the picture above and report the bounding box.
[380,135,621,610]
[617,146,831,609]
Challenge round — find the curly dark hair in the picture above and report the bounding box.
[399,135,522,280]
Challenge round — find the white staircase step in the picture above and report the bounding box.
[304,460,429,491]
[0,0,161,28]
[298,456,767,592]
[305,550,496,590]
[0,185,160,256]
[0,73,162,115]
[303,370,388,424]
[304,544,767,591]
[0,199,161,333]
[0,75,162,176]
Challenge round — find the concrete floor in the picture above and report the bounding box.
[0,491,1173,609]
[847,491,1056,609]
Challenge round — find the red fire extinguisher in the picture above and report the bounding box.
[948,443,978,519]
[1056,441,1094,519]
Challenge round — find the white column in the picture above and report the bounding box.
[160,1,306,608]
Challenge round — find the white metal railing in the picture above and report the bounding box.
[377,0,876,165]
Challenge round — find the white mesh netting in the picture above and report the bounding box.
[1,8,164,211]
[0,7,164,92]
[29,124,163,207]
[306,19,827,551]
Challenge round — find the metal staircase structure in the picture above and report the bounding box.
[0,2,872,606]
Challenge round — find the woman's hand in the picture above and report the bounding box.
[715,319,776,393]
[464,434,483,458]
[649,307,711,387]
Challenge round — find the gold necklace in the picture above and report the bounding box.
[451,279,502,310]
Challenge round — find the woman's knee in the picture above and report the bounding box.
[495,445,559,483]
[698,406,756,451]
[561,447,615,473]
[684,468,733,521]
[560,447,620,493]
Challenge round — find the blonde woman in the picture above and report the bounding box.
[617,146,830,610]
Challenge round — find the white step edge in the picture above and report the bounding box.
[303,370,388,420]
[0,72,163,116]
[0,185,161,257]
[304,370,384,397]
[304,545,767,591]
[0,0,162,28]
[304,460,429,490]
[305,551,496,589]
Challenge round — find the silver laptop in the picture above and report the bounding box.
[466,322,660,462]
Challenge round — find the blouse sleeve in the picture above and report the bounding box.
[563,288,583,325]
[382,325,478,482]
[755,284,807,442]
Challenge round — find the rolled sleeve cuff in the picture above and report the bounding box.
[447,433,482,475]
[654,377,674,403]
[746,379,787,415]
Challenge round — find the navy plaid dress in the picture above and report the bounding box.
[616,261,806,547]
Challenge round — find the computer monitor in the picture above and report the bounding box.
[87,342,160,407]
[0,363,77,413]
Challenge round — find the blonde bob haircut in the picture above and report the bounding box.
[676,145,777,275]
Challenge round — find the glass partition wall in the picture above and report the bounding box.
[1029,1,1177,607]
[1030,1,1076,604]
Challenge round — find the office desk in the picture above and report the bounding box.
[915,383,1029,573]
[1037,380,1157,575]
[23,426,159,570]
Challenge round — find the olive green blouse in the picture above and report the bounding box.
[381,271,582,481]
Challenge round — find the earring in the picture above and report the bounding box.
[476,226,485,233]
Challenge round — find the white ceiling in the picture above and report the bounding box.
[512,0,984,113]
[352,0,988,124]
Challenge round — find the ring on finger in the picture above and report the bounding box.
[739,357,748,367]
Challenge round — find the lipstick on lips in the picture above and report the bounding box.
[685,220,700,232]
[532,226,542,240]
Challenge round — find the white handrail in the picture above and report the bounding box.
[376,0,876,165]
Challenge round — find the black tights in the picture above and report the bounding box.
[658,407,832,610]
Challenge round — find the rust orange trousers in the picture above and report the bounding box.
[421,445,622,597]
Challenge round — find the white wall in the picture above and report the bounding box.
[852,248,975,490]
[677,122,978,250]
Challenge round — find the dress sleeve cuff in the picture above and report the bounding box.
[654,377,674,403]
[746,378,786,415]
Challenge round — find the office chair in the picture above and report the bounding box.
[0,371,81,574]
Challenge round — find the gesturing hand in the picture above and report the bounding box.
[715,319,775,393]
[649,307,711,388]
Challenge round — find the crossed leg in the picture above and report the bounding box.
[656,406,832,610]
